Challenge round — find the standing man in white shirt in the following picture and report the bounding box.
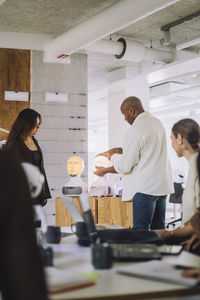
[94,96,173,230]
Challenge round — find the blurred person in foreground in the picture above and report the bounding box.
[0,150,48,300]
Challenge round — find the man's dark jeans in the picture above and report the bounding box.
[133,193,167,230]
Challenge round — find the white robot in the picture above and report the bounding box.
[62,156,88,196]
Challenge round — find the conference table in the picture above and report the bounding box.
[46,232,200,300]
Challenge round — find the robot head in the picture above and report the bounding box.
[67,156,84,176]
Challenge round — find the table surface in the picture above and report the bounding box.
[47,233,200,300]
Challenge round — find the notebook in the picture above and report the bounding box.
[45,267,95,295]
[62,196,163,261]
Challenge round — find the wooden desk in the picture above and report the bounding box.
[56,197,98,226]
[56,197,133,228]
[49,235,200,300]
[97,197,133,228]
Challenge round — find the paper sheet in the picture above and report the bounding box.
[116,261,199,287]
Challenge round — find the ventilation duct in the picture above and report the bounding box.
[86,38,174,64]
[44,0,180,61]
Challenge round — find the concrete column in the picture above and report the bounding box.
[31,51,88,224]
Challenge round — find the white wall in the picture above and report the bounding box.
[31,51,88,224]
[108,74,150,148]
[108,91,128,148]
[88,125,108,186]
[88,93,109,186]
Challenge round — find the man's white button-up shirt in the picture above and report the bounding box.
[111,112,173,201]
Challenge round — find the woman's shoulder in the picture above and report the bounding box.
[4,139,24,161]
[5,139,21,149]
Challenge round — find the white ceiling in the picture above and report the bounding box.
[0,0,200,113]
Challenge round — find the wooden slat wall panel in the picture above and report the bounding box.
[0,48,30,139]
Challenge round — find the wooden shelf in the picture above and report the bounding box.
[0,49,30,140]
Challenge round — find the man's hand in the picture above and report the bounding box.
[96,148,123,160]
[94,166,107,177]
[94,165,117,176]
[96,150,113,161]
[182,234,200,252]
[155,229,173,239]
[182,269,200,281]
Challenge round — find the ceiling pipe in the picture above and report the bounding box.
[86,39,124,56]
[0,32,52,51]
[144,46,174,63]
[176,37,200,50]
[0,32,71,64]
[0,32,174,64]
[86,38,174,63]
[161,10,200,32]
[44,0,180,61]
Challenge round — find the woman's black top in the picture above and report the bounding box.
[31,150,43,205]
[31,149,42,170]
[4,137,51,205]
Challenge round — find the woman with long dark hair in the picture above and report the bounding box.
[182,151,200,280]
[5,108,51,206]
[158,118,200,239]
[171,118,200,224]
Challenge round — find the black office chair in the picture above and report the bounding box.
[166,181,184,228]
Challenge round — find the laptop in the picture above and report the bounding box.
[62,196,162,261]
[110,243,161,261]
